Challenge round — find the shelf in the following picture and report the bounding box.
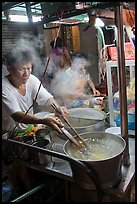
[106,60,135,67]
[106,60,135,127]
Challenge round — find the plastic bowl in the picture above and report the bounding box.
[105,127,121,135]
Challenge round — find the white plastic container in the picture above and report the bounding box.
[105,127,121,135]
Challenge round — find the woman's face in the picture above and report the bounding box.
[80,67,86,75]
[8,61,32,84]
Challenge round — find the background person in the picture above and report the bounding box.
[75,66,101,97]
[48,37,71,78]
[71,53,100,97]
[50,53,101,103]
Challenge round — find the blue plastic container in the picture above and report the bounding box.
[114,113,135,130]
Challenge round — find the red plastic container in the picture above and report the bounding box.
[108,42,135,61]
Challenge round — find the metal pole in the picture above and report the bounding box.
[25,2,33,23]
[10,183,45,202]
[115,2,130,166]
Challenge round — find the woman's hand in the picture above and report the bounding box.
[41,115,64,134]
[55,106,69,120]
[47,98,69,119]
[93,89,101,96]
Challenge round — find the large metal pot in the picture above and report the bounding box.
[34,109,107,140]
[64,108,107,137]
[63,132,126,189]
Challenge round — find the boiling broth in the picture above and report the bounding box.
[66,135,124,161]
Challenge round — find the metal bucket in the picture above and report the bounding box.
[63,132,126,189]
[35,128,51,142]
[32,139,52,165]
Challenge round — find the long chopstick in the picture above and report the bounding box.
[51,103,87,147]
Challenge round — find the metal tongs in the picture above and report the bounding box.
[61,127,84,149]
[51,103,87,150]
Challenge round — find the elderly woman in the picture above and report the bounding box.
[2,48,70,197]
[2,48,68,135]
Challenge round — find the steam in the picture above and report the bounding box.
[12,33,44,75]
[10,33,92,104]
[12,33,53,90]
[50,56,91,101]
[71,56,90,71]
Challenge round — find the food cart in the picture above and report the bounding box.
[2,2,135,202]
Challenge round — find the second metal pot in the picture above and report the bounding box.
[63,132,126,189]
[59,108,107,140]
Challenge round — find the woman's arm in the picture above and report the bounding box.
[12,111,64,134]
[60,47,71,68]
[87,79,100,96]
